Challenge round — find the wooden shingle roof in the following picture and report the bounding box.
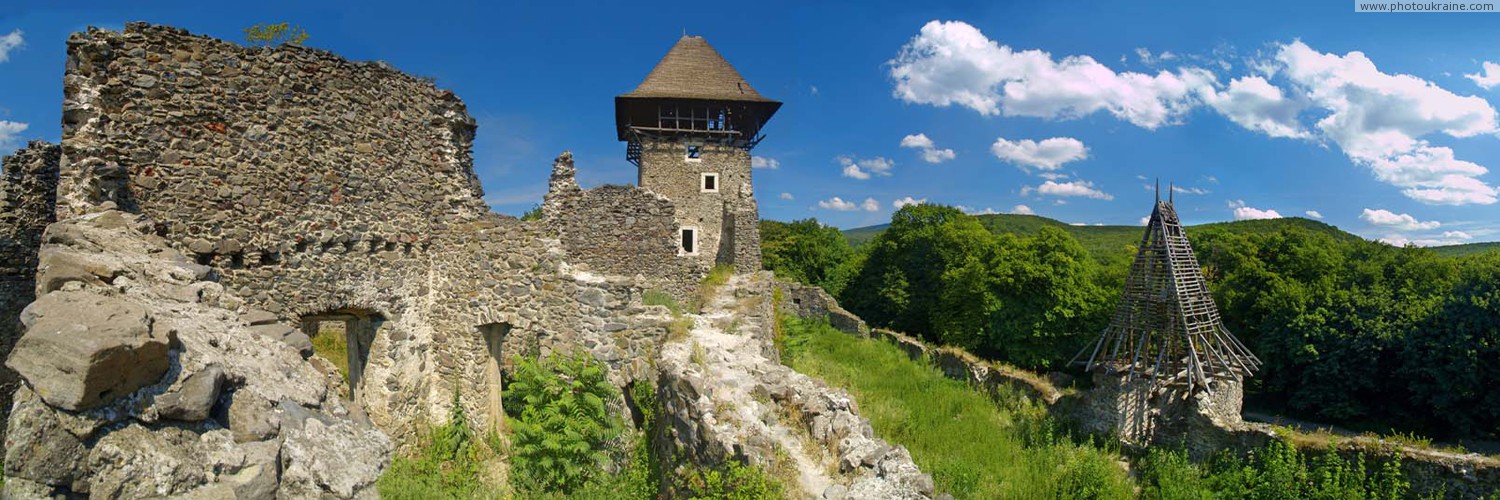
[620,36,777,103]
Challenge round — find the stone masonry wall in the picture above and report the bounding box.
[0,141,62,444]
[51,23,502,435]
[545,152,707,301]
[59,23,487,316]
[637,142,760,272]
[422,215,673,432]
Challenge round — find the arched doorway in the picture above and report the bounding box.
[300,308,385,400]
[476,322,511,431]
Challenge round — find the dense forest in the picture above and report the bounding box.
[761,204,1500,441]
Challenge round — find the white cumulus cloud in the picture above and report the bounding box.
[1305,210,1323,219]
[956,205,1000,215]
[1023,180,1113,200]
[1275,41,1499,205]
[838,156,895,180]
[818,197,858,211]
[0,121,27,149]
[779,192,794,200]
[0,30,22,63]
[893,196,926,208]
[1466,61,1500,90]
[889,20,1214,128]
[1443,230,1473,240]
[861,197,881,212]
[991,137,1088,171]
[1228,200,1282,220]
[888,23,1500,206]
[1200,76,1308,138]
[751,156,780,169]
[1010,204,1034,215]
[1360,208,1441,230]
[899,133,956,164]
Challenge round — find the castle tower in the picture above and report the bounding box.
[1073,195,1261,454]
[615,36,780,273]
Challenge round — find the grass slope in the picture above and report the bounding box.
[779,316,1133,499]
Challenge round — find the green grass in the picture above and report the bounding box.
[643,289,693,340]
[642,289,683,315]
[310,324,350,387]
[690,264,736,313]
[778,315,1135,500]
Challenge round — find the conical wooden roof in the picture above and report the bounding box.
[619,36,778,103]
[1074,199,1259,394]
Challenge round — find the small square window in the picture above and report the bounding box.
[701,173,719,193]
[680,227,698,255]
[685,145,702,160]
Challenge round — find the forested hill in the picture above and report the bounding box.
[763,205,1500,442]
[842,214,1488,258]
[1431,241,1500,257]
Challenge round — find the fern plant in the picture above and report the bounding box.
[505,352,625,494]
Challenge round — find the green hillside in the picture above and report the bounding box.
[844,213,1364,259]
[1430,241,1500,258]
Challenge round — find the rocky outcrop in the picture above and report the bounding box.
[657,273,932,499]
[3,209,389,498]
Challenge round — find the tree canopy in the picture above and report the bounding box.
[762,204,1500,440]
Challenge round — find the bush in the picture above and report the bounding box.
[506,353,626,494]
[243,22,309,46]
[377,390,499,498]
[675,460,784,500]
[1137,441,1413,500]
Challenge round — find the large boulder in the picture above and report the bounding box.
[277,400,391,499]
[7,290,174,410]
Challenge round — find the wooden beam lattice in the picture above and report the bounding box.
[1072,200,1260,394]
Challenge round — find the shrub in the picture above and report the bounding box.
[1137,440,1413,500]
[243,22,309,46]
[377,390,498,498]
[505,353,626,494]
[675,459,784,500]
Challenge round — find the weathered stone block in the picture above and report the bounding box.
[8,291,173,411]
[156,364,225,421]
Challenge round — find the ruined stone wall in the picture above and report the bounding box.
[775,279,868,336]
[59,23,487,312]
[420,216,673,431]
[53,23,497,434]
[545,153,708,301]
[0,141,61,444]
[637,142,760,271]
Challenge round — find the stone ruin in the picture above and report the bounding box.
[0,23,932,498]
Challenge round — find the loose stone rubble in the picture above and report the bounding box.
[3,209,389,498]
[657,273,933,499]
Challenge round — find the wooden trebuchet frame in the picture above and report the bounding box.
[1073,197,1260,395]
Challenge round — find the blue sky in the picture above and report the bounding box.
[2,1,1499,245]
